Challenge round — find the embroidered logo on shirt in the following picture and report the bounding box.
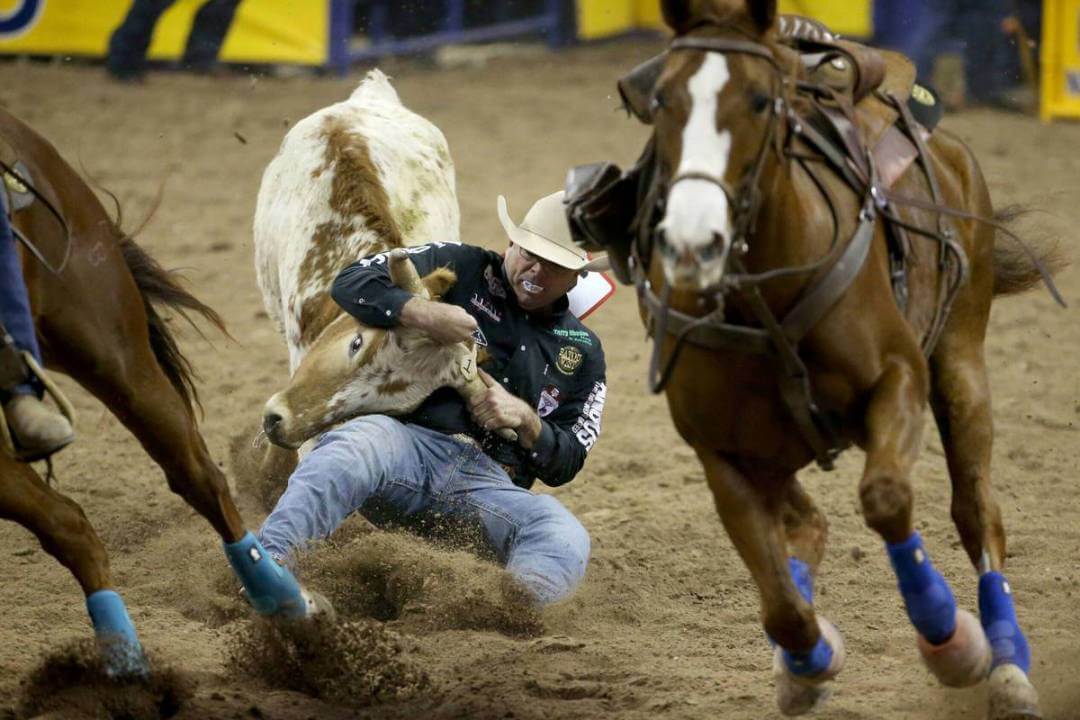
[552,327,593,346]
[537,384,562,418]
[484,265,507,298]
[470,294,502,322]
[572,381,606,451]
[556,346,583,375]
[472,328,488,347]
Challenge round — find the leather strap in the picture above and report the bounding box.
[781,200,877,343]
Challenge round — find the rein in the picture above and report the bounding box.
[1,159,73,275]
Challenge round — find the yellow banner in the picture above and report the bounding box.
[0,0,328,65]
[578,0,871,40]
[1041,0,1080,120]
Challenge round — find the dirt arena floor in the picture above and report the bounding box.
[1,38,1079,720]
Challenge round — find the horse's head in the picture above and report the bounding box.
[262,250,463,449]
[652,0,785,291]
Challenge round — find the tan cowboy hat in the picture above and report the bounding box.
[497,191,609,272]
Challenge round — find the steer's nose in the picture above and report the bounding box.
[263,411,283,436]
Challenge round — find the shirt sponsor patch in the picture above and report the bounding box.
[572,381,606,451]
[470,293,502,322]
[556,345,583,375]
[537,384,562,418]
[552,327,593,347]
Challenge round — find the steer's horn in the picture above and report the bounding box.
[388,248,427,297]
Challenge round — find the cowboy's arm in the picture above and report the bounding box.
[330,242,481,329]
[522,350,607,487]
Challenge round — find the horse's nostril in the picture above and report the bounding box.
[263,412,283,435]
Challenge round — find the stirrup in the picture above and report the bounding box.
[0,351,77,462]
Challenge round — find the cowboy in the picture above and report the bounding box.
[0,210,74,459]
[257,190,609,605]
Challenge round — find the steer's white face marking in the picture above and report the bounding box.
[658,53,735,290]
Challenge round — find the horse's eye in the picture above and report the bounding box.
[750,93,771,114]
[349,334,364,358]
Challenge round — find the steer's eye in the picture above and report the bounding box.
[349,334,364,358]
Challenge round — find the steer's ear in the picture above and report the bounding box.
[421,267,457,300]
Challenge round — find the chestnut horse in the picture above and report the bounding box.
[605,1,1059,717]
[0,108,328,677]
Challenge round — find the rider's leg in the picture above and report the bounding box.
[0,212,73,457]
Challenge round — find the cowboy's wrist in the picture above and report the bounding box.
[399,297,434,330]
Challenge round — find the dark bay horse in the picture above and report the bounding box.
[0,107,329,677]
[593,1,1060,717]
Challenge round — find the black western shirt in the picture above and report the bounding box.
[330,242,607,489]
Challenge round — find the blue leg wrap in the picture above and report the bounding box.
[780,557,835,678]
[224,531,307,618]
[886,533,957,645]
[789,557,814,603]
[86,590,149,678]
[979,571,1031,673]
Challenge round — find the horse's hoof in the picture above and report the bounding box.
[301,588,337,623]
[97,636,151,680]
[987,664,1041,720]
[917,608,991,688]
[773,617,845,716]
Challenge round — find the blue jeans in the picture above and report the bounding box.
[0,211,41,398]
[258,416,591,605]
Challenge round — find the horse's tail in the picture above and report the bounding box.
[118,236,228,415]
[992,205,1067,297]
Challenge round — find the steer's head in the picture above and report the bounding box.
[262,250,465,449]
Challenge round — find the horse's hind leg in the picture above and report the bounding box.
[860,356,991,688]
[698,451,843,715]
[48,320,326,620]
[930,334,1041,718]
[0,454,147,676]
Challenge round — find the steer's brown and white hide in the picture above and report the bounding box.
[255,68,458,371]
[253,70,469,456]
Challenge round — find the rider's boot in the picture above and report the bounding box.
[3,392,75,460]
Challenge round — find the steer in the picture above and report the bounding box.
[253,70,511,469]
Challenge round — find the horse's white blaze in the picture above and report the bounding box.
[659,53,734,287]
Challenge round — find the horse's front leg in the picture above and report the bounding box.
[861,357,990,688]
[698,450,843,716]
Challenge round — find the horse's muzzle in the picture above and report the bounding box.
[659,235,729,291]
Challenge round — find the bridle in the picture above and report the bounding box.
[654,32,792,291]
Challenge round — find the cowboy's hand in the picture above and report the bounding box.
[468,370,541,446]
[400,297,478,345]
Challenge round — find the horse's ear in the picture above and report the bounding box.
[421,267,456,301]
[746,0,777,32]
[661,0,695,33]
